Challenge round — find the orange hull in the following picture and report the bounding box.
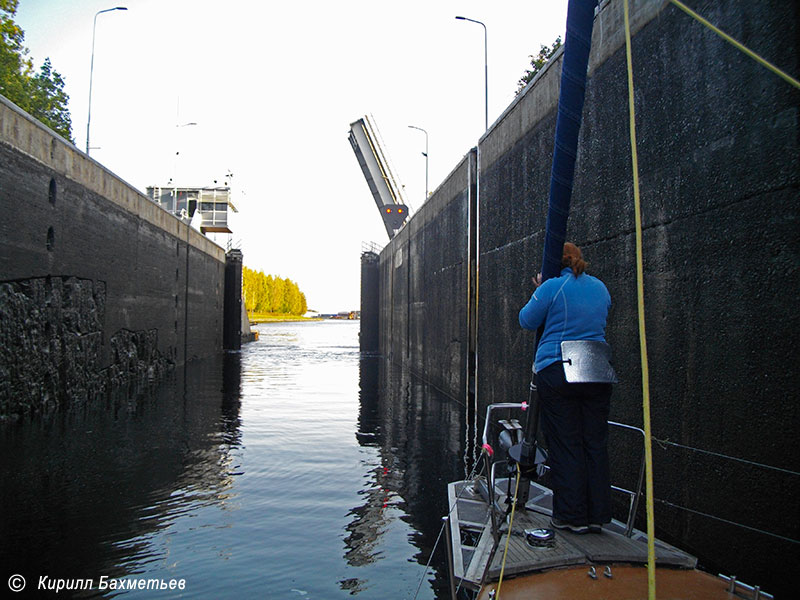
[478,565,738,600]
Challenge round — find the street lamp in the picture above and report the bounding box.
[455,15,488,131]
[86,6,127,155]
[408,125,429,202]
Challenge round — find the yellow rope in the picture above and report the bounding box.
[670,0,800,89]
[623,2,657,600]
[494,464,521,600]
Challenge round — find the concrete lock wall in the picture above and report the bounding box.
[378,150,475,397]
[359,251,380,354]
[371,0,798,594]
[0,95,229,416]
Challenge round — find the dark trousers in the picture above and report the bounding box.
[537,361,613,526]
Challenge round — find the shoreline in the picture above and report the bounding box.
[248,314,323,324]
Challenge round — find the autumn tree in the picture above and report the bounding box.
[242,266,259,312]
[259,274,272,313]
[299,291,308,315]
[242,267,308,316]
[270,276,285,313]
[284,279,302,315]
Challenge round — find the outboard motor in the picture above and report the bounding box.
[506,379,548,507]
[478,400,548,512]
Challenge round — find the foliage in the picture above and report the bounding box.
[243,266,308,316]
[0,0,73,141]
[27,57,72,139]
[516,36,562,95]
[0,0,28,102]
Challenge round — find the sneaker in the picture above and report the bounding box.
[588,523,603,534]
[550,517,589,534]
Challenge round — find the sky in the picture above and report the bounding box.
[14,0,568,313]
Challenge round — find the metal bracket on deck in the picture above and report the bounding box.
[719,574,773,599]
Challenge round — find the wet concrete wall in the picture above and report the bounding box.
[0,96,226,417]
[359,251,380,354]
[372,0,799,595]
[223,249,243,351]
[378,151,476,396]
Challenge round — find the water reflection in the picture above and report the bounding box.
[347,356,468,597]
[1,322,469,599]
[0,354,242,594]
[220,353,243,446]
[344,357,386,569]
[355,356,381,446]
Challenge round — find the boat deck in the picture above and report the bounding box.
[448,478,696,589]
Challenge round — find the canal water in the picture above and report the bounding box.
[1,321,467,598]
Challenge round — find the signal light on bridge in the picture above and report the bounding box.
[381,204,409,230]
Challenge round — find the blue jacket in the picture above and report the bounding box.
[519,268,611,373]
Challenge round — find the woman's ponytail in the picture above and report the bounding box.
[562,242,588,276]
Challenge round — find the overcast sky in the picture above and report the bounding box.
[15,0,567,313]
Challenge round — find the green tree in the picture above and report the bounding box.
[27,57,72,140]
[0,0,29,102]
[516,36,562,95]
[0,1,73,142]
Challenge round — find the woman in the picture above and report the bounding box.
[519,242,613,534]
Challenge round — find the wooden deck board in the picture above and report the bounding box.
[450,479,698,586]
[566,527,696,567]
[487,510,587,579]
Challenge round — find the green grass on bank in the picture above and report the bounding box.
[247,312,322,323]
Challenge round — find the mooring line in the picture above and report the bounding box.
[654,498,800,545]
[411,458,484,600]
[669,0,800,90]
[623,1,657,598]
[652,437,800,477]
[494,464,521,600]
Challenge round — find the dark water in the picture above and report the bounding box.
[0,321,467,598]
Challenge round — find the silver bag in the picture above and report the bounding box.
[560,340,618,383]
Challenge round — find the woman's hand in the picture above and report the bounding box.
[532,273,543,288]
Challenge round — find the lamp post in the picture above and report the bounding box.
[86,6,127,155]
[455,15,488,131]
[408,125,428,202]
[171,121,198,187]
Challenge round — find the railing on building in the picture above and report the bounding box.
[146,185,236,234]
